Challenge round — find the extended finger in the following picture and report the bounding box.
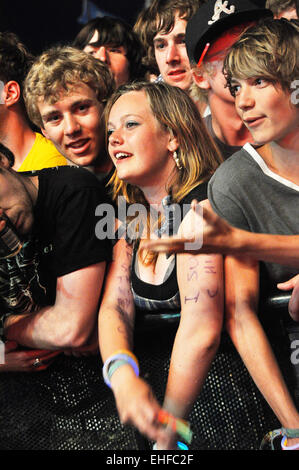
[23,349,62,359]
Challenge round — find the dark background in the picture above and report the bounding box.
[0,0,146,55]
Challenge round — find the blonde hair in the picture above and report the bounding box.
[24,46,115,128]
[224,18,299,99]
[105,81,222,204]
[105,81,223,264]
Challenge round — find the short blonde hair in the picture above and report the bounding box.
[24,46,115,128]
[224,18,299,99]
[105,81,222,206]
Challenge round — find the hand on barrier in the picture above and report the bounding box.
[0,341,61,372]
[277,273,299,322]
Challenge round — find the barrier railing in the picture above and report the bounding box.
[0,292,298,450]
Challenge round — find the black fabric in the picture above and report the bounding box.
[204,114,242,160]
[32,166,112,305]
[0,167,112,331]
[186,0,272,64]
[131,182,208,307]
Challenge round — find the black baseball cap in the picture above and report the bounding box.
[186,0,273,64]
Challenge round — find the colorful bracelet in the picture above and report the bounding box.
[281,436,299,450]
[102,350,139,388]
[157,410,193,444]
[153,441,189,450]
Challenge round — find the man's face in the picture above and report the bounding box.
[153,13,192,91]
[232,77,299,146]
[204,58,236,104]
[38,83,104,168]
[83,30,130,87]
[0,167,34,236]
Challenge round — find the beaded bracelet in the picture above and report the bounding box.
[157,410,193,444]
[102,350,139,388]
[281,436,299,450]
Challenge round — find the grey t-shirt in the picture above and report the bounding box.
[208,143,299,284]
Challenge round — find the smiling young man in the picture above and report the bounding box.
[24,46,115,180]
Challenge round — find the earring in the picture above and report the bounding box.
[173,150,182,170]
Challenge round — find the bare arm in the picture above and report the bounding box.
[157,208,223,449]
[225,255,299,444]
[4,262,106,350]
[98,238,170,444]
[143,201,299,268]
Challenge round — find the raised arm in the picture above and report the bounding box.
[4,261,106,350]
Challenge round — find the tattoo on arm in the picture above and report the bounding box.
[184,255,219,304]
[204,258,217,274]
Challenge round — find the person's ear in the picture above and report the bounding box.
[0,152,12,169]
[167,132,179,153]
[192,69,211,90]
[2,81,21,107]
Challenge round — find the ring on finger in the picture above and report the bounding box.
[33,357,43,368]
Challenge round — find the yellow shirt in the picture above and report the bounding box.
[17,132,67,172]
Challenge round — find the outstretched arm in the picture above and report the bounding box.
[143,200,299,268]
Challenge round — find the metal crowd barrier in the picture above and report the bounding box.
[0,292,298,450]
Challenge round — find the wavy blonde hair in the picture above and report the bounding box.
[224,18,299,100]
[104,81,222,264]
[24,46,115,129]
[105,81,222,204]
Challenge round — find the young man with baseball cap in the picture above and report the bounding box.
[185,0,273,159]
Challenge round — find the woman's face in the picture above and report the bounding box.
[83,30,130,87]
[107,90,177,188]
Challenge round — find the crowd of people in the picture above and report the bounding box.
[0,0,299,451]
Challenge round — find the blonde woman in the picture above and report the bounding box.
[98,82,223,450]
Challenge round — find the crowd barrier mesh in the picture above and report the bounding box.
[0,292,298,450]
